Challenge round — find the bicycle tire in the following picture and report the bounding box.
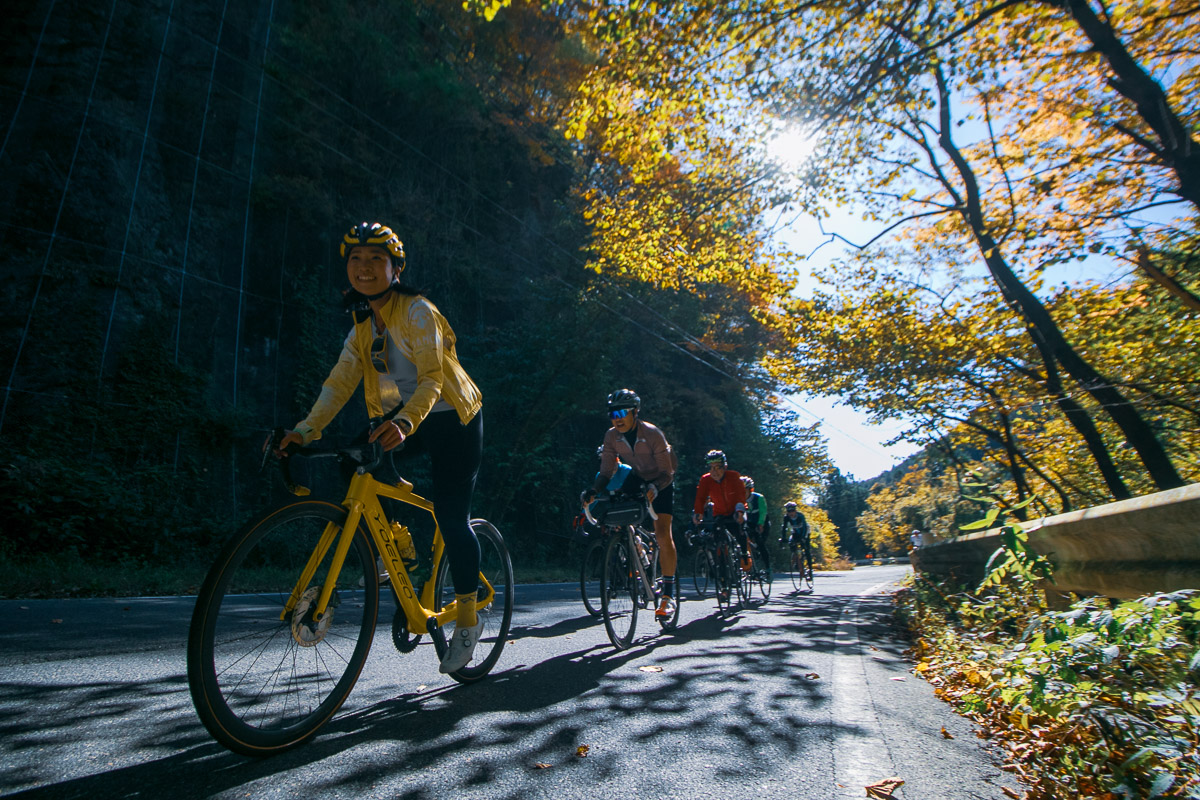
[580,538,605,618]
[601,529,639,649]
[756,542,773,601]
[430,519,515,684]
[187,501,378,756]
[789,550,802,592]
[714,540,737,614]
[732,537,751,607]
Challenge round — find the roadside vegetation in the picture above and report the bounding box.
[896,537,1200,798]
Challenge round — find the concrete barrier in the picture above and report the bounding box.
[910,482,1200,598]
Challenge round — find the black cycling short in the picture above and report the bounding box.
[649,483,673,517]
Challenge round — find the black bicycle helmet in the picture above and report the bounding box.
[341,222,406,272]
[606,388,641,411]
[704,449,727,465]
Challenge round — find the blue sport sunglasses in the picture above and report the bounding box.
[609,408,633,420]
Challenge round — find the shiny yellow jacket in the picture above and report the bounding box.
[294,292,482,443]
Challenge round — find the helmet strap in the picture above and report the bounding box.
[362,282,396,302]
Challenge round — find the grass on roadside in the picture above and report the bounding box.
[896,574,1200,799]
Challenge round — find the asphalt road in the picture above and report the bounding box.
[0,565,1021,799]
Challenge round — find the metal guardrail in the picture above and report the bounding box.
[909,482,1200,598]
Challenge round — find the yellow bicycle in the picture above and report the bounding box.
[186,430,514,756]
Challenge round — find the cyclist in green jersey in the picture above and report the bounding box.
[743,476,769,560]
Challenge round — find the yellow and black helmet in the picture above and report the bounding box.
[340,222,405,271]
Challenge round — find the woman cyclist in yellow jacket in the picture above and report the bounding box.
[276,222,485,674]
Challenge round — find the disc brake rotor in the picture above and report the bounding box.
[291,586,333,647]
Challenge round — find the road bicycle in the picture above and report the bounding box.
[787,536,815,593]
[585,491,680,649]
[688,521,743,615]
[187,431,514,756]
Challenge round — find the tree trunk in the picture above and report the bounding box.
[1021,328,1133,499]
[933,68,1186,492]
[1054,0,1200,210]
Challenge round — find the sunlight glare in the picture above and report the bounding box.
[767,127,819,169]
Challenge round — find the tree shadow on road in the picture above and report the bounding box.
[0,587,991,800]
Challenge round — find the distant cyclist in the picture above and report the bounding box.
[692,450,747,600]
[780,501,814,588]
[582,389,679,620]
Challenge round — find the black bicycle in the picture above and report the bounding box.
[689,521,743,614]
[585,490,681,649]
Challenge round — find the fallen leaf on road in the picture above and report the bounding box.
[416,685,427,691]
[50,619,62,624]
[533,762,552,769]
[19,607,28,611]
[576,745,590,757]
[1001,788,1021,799]
[889,677,905,681]
[639,665,663,673]
[805,672,820,680]
[940,727,954,739]
[864,777,905,798]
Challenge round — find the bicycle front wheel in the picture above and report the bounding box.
[580,538,605,618]
[801,546,815,593]
[601,530,639,649]
[432,519,515,684]
[187,501,378,756]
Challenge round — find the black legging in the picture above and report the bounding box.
[393,408,483,594]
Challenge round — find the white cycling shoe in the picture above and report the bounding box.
[439,619,484,674]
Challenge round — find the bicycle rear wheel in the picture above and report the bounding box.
[580,538,605,618]
[601,529,639,649]
[187,501,378,756]
[692,547,712,599]
[790,550,803,592]
[431,519,515,684]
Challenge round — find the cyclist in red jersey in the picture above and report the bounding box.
[692,450,749,598]
[692,450,747,523]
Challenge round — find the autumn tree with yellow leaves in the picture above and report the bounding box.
[492,0,1199,520]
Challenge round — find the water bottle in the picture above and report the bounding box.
[391,522,419,573]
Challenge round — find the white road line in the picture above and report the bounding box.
[831,579,901,798]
